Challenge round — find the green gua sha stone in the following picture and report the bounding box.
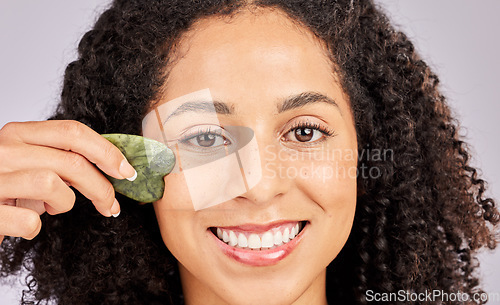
[101,134,175,203]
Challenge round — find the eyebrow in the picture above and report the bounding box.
[163,91,340,122]
[277,92,340,114]
[163,101,234,122]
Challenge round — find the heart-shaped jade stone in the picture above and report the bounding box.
[101,134,175,203]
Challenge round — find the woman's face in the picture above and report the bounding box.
[152,9,357,305]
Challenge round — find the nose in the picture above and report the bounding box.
[236,140,292,206]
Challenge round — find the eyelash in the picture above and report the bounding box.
[179,126,230,146]
[284,121,336,143]
[177,121,335,148]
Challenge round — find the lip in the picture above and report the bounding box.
[208,221,308,266]
[214,220,300,234]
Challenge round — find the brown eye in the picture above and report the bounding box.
[294,128,314,142]
[182,129,231,150]
[282,121,335,145]
[196,134,216,147]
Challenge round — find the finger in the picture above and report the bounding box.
[0,170,76,215]
[2,145,120,217]
[0,120,136,180]
[15,198,46,215]
[0,205,42,240]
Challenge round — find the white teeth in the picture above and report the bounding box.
[248,234,261,249]
[214,222,304,250]
[261,232,274,248]
[237,233,248,248]
[229,231,238,247]
[274,231,283,246]
[282,228,290,243]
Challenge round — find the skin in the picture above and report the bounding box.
[0,120,136,243]
[0,8,358,305]
[153,9,358,305]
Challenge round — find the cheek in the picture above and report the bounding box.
[292,153,357,212]
[158,172,193,209]
[291,148,357,256]
[153,173,197,260]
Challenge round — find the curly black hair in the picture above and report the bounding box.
[1,0,498,304]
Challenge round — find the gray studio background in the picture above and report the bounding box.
[0,0,499,304]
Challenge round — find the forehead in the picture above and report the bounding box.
[163,9,338,101]
[175,9,327,56]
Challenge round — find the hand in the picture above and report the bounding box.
[0,120,137,244]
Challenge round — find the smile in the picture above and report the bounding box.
[209,221,307,266]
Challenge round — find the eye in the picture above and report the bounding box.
[293,127,320,142]
[193,134,217,147]
[180,126,231,149]
[283,122,335,144]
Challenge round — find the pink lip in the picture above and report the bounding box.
[209,222,307,267]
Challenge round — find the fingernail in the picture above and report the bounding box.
[126,169,137,182]
[111,198,121,217]
[119,159,137,181]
